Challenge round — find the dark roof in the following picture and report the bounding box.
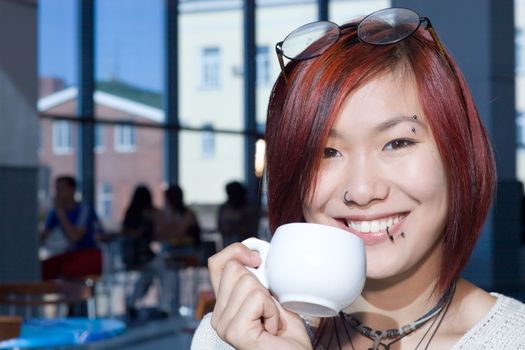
[96,80,162,109]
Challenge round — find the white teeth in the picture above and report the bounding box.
[346,215,404,234]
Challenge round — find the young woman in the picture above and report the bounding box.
[191,7,525,349]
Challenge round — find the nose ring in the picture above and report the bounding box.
[343,190,352,205]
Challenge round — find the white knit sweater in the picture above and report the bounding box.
[191,293,525,349]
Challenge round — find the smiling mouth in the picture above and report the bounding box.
[344,214,407,234]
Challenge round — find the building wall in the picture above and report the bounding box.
[177,0,390,204]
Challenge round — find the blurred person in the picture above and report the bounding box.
[159,184,204,316]
[161,184,201,250]
[40,175,102,280]
[217,181,259,247]
[121,184,168,318]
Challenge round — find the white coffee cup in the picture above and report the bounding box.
[242,222,366,317]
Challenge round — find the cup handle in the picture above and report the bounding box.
[241,237,270,288]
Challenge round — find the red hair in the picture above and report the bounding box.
[265,26,496,293]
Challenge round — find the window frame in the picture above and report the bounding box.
[200,46,221,89]
[114,124,137,153]
[52,120,73,154]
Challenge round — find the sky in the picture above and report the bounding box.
[39,0,164,92]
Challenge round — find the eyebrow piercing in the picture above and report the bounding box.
[386,226,394,242]
[412,115,417,120]
[401,232,406,238]
[411,127,416,134]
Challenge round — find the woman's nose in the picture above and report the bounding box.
[343,155,389,206]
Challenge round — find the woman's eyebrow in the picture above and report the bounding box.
[327,115,426,139]
[328,129,344,138]
[374,115,426,132]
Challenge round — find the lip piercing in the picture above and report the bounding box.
[386,226,394,242]
[343,191,352,205]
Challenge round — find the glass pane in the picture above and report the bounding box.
[38,119,78,224]
[516,0,525,183]
[256,2,318,130]
[329,0,391,23]
[180,130,245,229]
[95,0,165,123]
[95,124,164,231]
[179,3,243,130]
[38,0,78,115]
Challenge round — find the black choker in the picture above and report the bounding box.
[339,282,456,350]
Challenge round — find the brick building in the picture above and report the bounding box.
[38,80,165,231]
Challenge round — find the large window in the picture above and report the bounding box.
[329,0,390,23]
[38,0,78,219]
[256,2,318,128]
[180,130,244,204]
[39,0,394,233]
[95,0,165,230]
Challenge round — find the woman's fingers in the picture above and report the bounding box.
[211,259,250,328]
[215,272,280,337]
[208,242,260,294]
[222,287,283,347]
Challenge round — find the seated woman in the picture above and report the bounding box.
[160,184,201,251]
[121,185,167,318]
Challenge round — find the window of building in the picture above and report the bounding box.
[52,120,73,154]
[114,124,136,152]
[200,47,220,88]
[97,182,113,220]
[202,124,215,160]
[256,45,270,86]
[95,124,104,152]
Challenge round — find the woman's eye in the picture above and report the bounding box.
[384,139,415,151]
[322,147,341,158]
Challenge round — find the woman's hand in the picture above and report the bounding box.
[208,243,313,350]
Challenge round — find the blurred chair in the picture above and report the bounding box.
[0,315,22,340]
[201,229,223,253]
[0,280,92,320]
[93,232,126,317]
[195,289,215,320]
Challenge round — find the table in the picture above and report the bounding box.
[0,317,126,349]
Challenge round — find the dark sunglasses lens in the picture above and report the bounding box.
[358,8,420,45]
[281,21,340,60]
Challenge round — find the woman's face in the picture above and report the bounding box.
[303,72,448,280]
